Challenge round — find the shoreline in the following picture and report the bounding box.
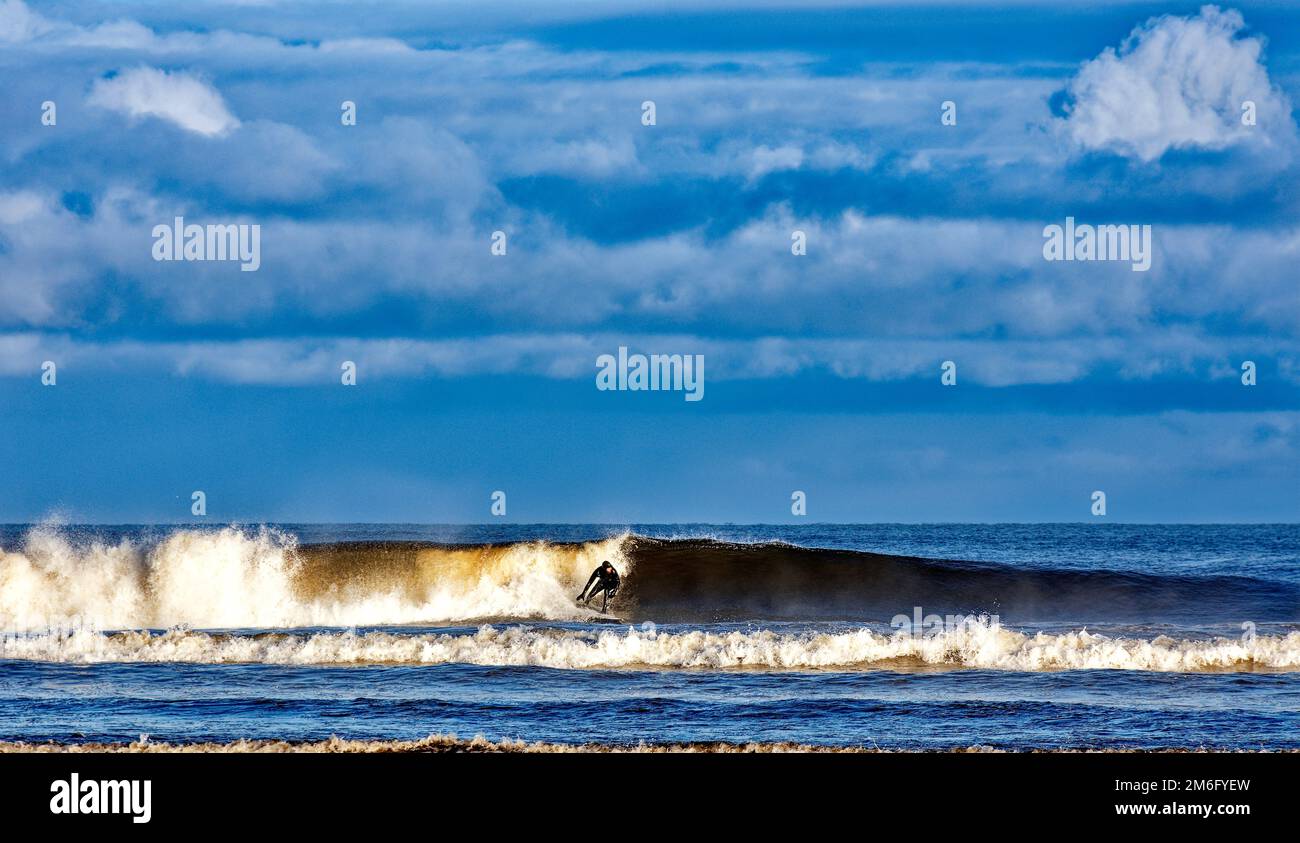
[2,735,1295,754]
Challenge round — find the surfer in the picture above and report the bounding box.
[578,561,621,613]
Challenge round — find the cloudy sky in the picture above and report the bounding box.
[0,0,1296,522]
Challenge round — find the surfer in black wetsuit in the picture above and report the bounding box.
[577,561,621,613]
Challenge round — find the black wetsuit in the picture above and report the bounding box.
[580,565,621,611]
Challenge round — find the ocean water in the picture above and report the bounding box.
[0,523,1297,750]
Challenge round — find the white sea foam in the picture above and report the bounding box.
[3,622,1297,673]
[0,526,629,630]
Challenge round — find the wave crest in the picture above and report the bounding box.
[3,526,1295,629]
[3,622,1297,673]
[0,526,629,629]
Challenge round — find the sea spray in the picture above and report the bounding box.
[3,623,1298,673]
[0,526,630,630]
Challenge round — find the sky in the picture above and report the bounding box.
[0,0,1297,523]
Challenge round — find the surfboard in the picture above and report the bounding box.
[575,598,621,619]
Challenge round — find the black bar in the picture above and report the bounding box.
[1,750,1284,830]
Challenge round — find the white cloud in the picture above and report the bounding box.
[748,144,804,181]
[0,0,54,44]
[4,182,1299,345]
[510,136,642,179]
[1059,6,1293,162]
[0,190,46,225]
[1,331,1295,388]
[88,66,240,137]
[743,141,875,182]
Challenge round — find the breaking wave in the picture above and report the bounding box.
[4,622,1298,673]
[0,526,630,629]
[2,526,1295,629]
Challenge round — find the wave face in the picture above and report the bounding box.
[619,537,1300,624]
[4,623,1298,673]
[1,527,1296,630]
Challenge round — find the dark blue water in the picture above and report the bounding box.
[1,523,1297,749]
[2,660,1297,750]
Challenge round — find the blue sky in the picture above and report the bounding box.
[0,1,1297,522]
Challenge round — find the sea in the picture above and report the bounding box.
[1,523,1297,750]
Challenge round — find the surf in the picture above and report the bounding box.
[0,525,630,630]
[4,622,1299,673]
[2,526,1296,630]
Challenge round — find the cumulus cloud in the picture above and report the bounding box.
[88,66,240,137]
[0,0,54,43]
[741,141,876,182]
[4,180,1299,349]
[747,144,804,180]
[3,0,1298,395]
[1059,6,1293,162]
